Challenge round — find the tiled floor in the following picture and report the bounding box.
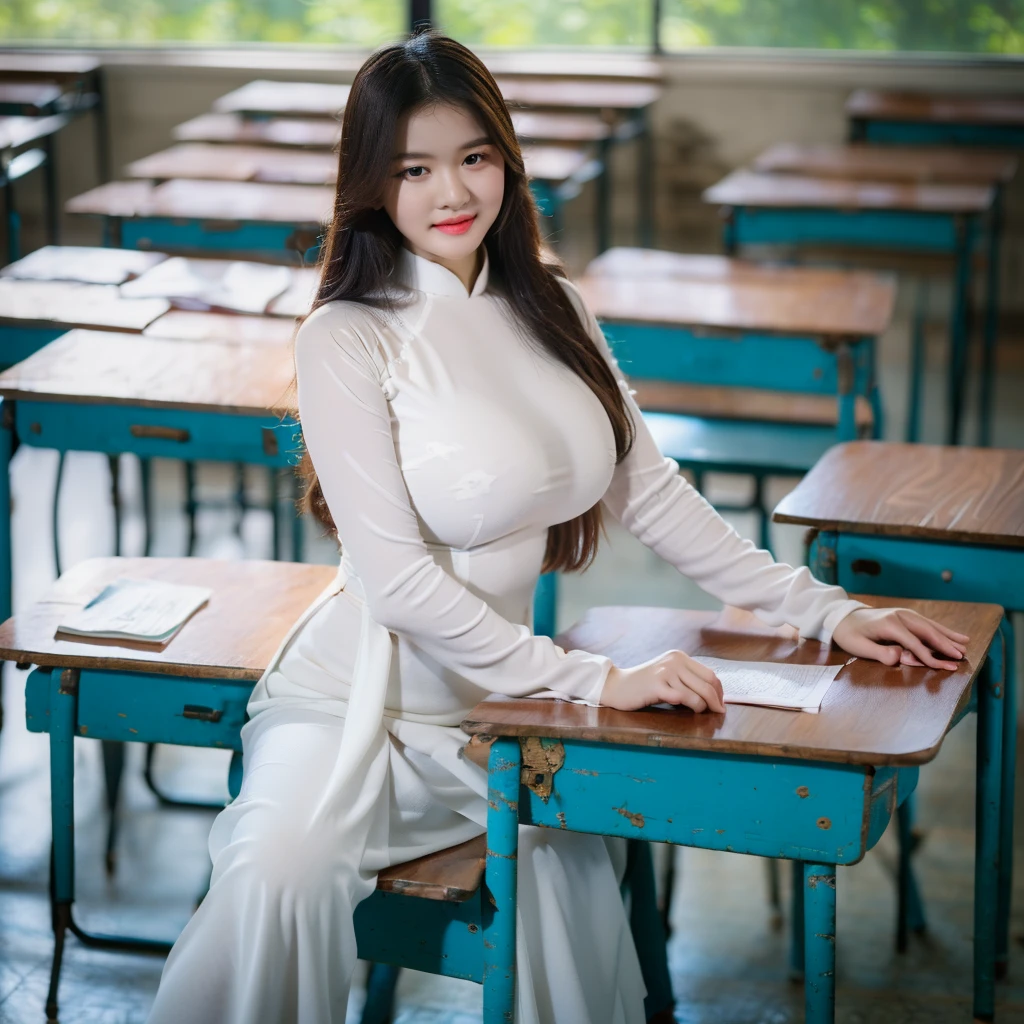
[0,273,1022,1021]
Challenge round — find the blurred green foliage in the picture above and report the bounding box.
[1,0,1021,52]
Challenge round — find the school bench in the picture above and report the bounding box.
[3,555,673,1024]
[774,439,1024,1019]
[751,143,1018,447]
[464,596,1004,1024]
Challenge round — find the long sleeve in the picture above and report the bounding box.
[561,281,866,645]
[295,302,612,704]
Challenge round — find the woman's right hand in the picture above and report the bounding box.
[600,651,726,714]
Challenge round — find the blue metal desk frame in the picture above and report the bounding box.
[804,528,1019,1020]
[721,201,993,447]
[480,729,943,1024]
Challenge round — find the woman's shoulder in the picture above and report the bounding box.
[294,300,391,377]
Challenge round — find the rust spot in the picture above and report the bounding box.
[715,829,725,835]
[814,932,836,944]
[486,848,517,861]
[817,817,832,830]
[807,873,836,890]
[615,806,645,829]
[128,728,138,735]
[556,811,568,830]
[468,923,479,933]
[571,768,598,776]
[117,712,127,718]
[487,790,518,813]
[29,422,41,435]
[78,726,88,735]
[797,786,810,798]
[484,939,495,949]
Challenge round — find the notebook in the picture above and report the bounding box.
[56,578,212,646]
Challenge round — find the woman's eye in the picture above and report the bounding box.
[464,152,484,166]
[402,166,426,179]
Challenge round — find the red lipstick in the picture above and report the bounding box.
[433,214,476,236]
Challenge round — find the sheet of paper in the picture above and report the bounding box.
[656,657,848,714]
[56,578,212,645]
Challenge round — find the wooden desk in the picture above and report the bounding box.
[66,178,332,261]
[511,110,611,144]
[212,80,351,119]
[847,89,1024,148]
[703,168,996,446]
[754,142,1018,186]
[463,598,1003,1024]
[0,329,301,615]
[0,280,170,366]
[773,440,1023,1015]
[126,143,336,187]
[174,112,341,149]
[143,310,297,346]
[574,250,893,549]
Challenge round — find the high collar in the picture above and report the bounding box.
[395,246,490,299]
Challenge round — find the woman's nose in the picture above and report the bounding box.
[437,167,471,208]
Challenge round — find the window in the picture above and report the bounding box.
[660,0,1024,54]
[0,0,402,47]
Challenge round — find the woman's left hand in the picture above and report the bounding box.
[832,606,969,671]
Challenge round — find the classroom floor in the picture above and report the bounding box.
[0,284,1022,1022]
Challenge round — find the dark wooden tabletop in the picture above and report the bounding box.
[0,246,167,285]
[213,80,351,118]
[66,179,333,226]
[847,89,1024,127]
[0,280,170,332]
[126,143,337,186]
[174,112,341,150]
[496,77,661,111]
[462,598,1002,766]
[0,113,71,151]
[143,310,297,346]
[773,440,1024,548]
[0,53,101,80]
[0,329,296,415]
[576,264,896,338]
[0,82,63,111]
[754,142,1019,186]
[512,110,612,143]
[0,557,336,680]
[377,835,485,902]
[704,169,995,214]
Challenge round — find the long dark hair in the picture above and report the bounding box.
[297,30,634,573]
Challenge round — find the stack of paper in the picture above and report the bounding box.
[696,656,846,713]
[56,578,212,645]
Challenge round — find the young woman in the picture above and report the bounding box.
[148,31,968,1024]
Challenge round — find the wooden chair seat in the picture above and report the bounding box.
[376,835,486,903]
[632,380,873,431]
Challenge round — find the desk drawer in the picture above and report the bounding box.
[25,668,250,750]
[16,400,298,467]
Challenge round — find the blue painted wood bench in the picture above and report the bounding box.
[703,168,996,447]
[2,555,673,1023]
[464,597,1004,1024]
[774,440,1024,1019]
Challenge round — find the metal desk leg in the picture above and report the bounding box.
[0,399,13,624]
[948,215,977,446]
[637,108,654,249]
[803,863,837,1024]
[93,68,111,184]
[896,794,927,950]
[184,461,198,556]
[789,859,805,982]
[906,279,929,443]
[996,615,1017,980]
[623,841,674,1020]
[290,471,304,562]
[108,454,121,556]
[140,457,154,557]
[979,191,1003,448]
[47,668,79,1022]
[533,572,557,639]
[975,632,1005,1021]
[483,738,520,1024]
[4,176,20,264]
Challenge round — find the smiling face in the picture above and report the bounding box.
[382,101,506,292]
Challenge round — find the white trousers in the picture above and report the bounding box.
[147,705,648,1024]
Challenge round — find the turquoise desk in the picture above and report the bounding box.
[774,440,1023,1020]
[66,178,330,263]
[703,169,996,446]
[464,597,1003,1024]
[4,555,673,1024]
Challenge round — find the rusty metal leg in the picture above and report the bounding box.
[803,863,837,1024]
